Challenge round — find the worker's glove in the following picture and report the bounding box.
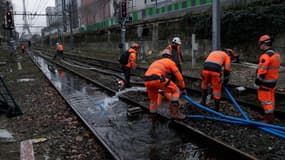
[180,88,187,95]
[222,77,229,85]
[222,70,230,86]
[255,74,264,86]
[255,78,261,86]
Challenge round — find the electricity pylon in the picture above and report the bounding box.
[20,0,32,39]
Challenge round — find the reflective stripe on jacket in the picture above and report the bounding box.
[256,49,281,88]
[144,58,185,89]
[204,51,231,72]
[125,48,137,69]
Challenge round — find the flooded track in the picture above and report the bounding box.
[30,51,258,159]
[59,52,285,117]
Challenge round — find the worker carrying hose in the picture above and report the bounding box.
[200,49,237,111]
[144,49,186,120]
[255,35,281,124]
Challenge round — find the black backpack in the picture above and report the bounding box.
[119,51,130,65]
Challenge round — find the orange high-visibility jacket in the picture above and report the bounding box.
[256,49,281,88]
[204,51,231,73]
[125,48,137,69]
[145,58,185,89]
[166,44,182,63]
[57,44,64,51]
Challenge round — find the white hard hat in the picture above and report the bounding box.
[172,37,181,45]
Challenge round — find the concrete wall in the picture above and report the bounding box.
[48,0,285,65]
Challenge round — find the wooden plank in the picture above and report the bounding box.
[20,140,35,160]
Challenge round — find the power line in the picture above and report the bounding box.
[13,12,63,16]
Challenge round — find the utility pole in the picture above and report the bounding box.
[69,0,73,48]
[212,0,220,50]
[6,1,12,42]
[62,0,66,32]
[21,0,32,39]
[5,1,19,58]
[120,1,127,55]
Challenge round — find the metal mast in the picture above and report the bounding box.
[21,0,32,39]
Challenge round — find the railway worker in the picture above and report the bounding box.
[144,49,186,120]
[121,42,140,89]
[255,35,281,124]
[165,37,184,74]
[53,42,64,60]
[20,44,25,54]
[200,49,236,111]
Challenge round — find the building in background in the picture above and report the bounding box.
[46,7,56,26]
[42,0,79,36]
[80,0,113,26]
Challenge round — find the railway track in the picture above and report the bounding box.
[45,50,285,118]
[29,49,265,159]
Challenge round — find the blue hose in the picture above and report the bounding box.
[223,87,249,120]
[183,94,285,130]
[223,87,285,136]
[186,115,285,139]
[186,115,246,125]
[182,93,285,139]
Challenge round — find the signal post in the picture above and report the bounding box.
[120,1,128,55]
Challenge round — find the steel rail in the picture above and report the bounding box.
[31,51,258,160]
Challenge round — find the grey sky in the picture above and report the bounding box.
[12,0,55,35]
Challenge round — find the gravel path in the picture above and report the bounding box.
[0,49,113,160]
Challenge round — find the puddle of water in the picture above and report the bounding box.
[0,62,7,65]
[17,78,35,82]
[0,129,13,139]
[32,55,220,160]
[115,86,146,96]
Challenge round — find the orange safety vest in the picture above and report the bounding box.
[57,44,64,51]
[203,51,231,72]
[256,49,281,88]
[125,48,137,69]
[145,58,185,89]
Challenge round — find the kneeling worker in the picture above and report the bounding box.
[144,49,186,120]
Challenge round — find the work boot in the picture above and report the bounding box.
[170,103,186,120]
[200,89,208,105]
[261,113,274,124]
[149,113,158,129]
[214,99,220,112]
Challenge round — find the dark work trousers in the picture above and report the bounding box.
[121,65,131,88]
[53,50,64,60]
[171,49,183,82]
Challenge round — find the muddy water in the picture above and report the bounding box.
[32,55,220,160]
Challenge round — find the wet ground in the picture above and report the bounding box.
[1,47,284,160]
[32,53,225,159]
